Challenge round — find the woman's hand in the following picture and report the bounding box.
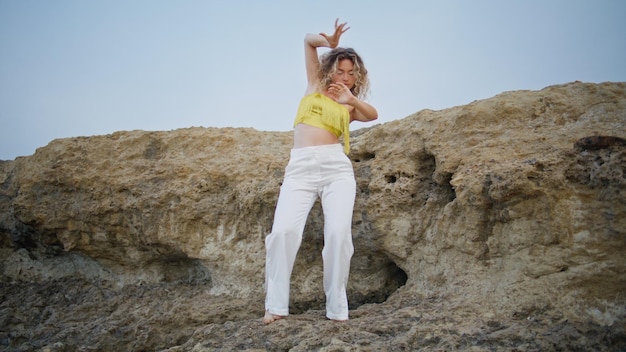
[319,19,350,48]
[327,82,355,105]
[328,83,378,122]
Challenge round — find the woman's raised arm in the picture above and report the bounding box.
[304,19,349,95]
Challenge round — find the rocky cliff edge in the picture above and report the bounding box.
[0,81,625,351]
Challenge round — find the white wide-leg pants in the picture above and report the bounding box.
[265,143,356,321]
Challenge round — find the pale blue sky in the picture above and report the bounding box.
[1,0,625,160]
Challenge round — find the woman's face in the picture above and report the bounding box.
[332,59,356,89]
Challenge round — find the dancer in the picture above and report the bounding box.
[263,19,377,324]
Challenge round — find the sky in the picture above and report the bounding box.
[1,0,625,160]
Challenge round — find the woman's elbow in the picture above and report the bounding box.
[360,113,378,122]
[304,33,317,44]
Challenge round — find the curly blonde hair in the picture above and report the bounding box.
[318,47,370,100]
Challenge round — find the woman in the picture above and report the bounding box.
[263,19,378,324]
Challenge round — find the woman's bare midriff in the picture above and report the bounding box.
[293,123,340,149]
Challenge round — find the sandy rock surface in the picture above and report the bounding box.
[1,81,625,351]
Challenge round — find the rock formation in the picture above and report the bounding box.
[0,81,625,351]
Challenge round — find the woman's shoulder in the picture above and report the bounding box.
[304,83,322,96]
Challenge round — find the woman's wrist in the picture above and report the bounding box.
[305,33,330,48]
[346,95,360,107]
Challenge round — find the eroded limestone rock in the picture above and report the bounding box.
[1,81,625,350]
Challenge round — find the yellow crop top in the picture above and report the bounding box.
[293,93,351,154]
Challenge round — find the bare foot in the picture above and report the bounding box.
[263,310,284,324]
